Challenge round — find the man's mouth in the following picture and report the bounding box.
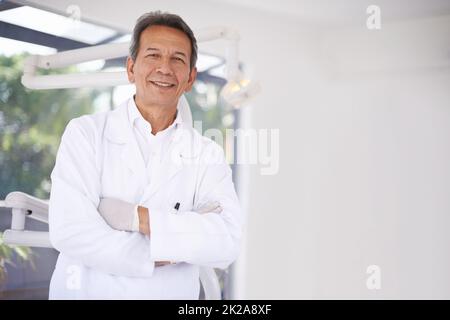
[149,80,176,88]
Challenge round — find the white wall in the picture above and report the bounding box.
[243,14,450,299]
[23,0,450,299]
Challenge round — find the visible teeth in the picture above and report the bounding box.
[152,81,173,87]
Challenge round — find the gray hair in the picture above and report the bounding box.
[129,11,198,70]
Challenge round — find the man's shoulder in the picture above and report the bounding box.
[64,100,128,138]
[65,110,108,136]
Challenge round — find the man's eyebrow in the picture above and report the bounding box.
[174,51,187,57]
[145,48,187,58]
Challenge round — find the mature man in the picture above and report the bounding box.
[48,11,244,299]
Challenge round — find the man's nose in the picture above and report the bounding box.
[156,57,173,76]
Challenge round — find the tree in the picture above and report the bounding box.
[0,54,99,199]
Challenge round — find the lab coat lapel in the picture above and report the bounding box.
[120,138,147,179]
[104,100,147,184]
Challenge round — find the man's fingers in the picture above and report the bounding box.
[196,201,222,214]
[97,197,136,231]
[210,205,223,213]
[155,261,172,267]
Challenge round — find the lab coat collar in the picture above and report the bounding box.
[106,98,187,144]
[127,96,183,133]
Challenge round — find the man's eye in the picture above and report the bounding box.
[146,54,159,58]
[173,57,185,63]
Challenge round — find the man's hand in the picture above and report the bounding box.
[98,197,139,232]
[155,261,172,267]
[137,206,150,236]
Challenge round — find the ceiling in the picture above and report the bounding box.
[13,0,450,31]
[211,0,450,25]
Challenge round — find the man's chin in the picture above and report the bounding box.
[140,97,179,109]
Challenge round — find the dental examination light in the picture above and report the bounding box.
[219,28,260,108]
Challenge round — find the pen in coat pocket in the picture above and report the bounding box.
[172,202,180,214]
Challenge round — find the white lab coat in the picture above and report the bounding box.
[48,97,244,299]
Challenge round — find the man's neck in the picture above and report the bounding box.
[134,96,177,135]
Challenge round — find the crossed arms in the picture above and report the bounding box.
[49,118,244,277]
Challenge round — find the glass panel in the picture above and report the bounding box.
[0,37,56,56]
[0,6,117,45]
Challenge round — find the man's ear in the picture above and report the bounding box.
[126,56,135,83]
[184,67,197,92]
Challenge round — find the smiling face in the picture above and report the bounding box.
[126,25,197,109]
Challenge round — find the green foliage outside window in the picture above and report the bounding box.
[0,54,100,199]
